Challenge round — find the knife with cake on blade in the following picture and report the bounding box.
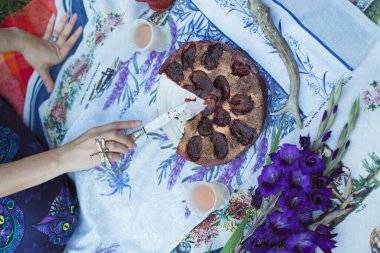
[127,99,205,141]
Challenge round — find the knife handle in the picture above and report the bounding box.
[127,128,146,142]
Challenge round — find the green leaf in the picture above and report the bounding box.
[265,116,285,165]
[207,243,213,253]
[220,207,252,253]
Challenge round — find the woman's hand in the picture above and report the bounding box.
[58,120,142,173]
[20,13,83,92]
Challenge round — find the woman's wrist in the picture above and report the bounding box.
[54,145,74,174]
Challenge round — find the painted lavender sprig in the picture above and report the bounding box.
[312,78,343,151]
[167,155,186,190]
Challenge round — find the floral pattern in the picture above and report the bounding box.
[43,5,124,148]
[94,151,135,197]
[214,0,336,98]
[362,81,380,111]
[0,126,19,163]
[172,191,251,252]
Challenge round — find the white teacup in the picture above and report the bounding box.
[131,19,162,52]
[186,182,231,214]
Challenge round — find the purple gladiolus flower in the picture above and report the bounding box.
[322,131,331,142]
[258,164,285,196]
[288,169,312,192]
[312,176,332,191]
[332,148,339,160]
[301,150,325,173]
[278,190,308,214]
[285,229,336,253]
[270,144,300,168]
[251,188,263,209]
[345,140,351,149]
[333,105,338,114]
[299,135,310,149]
[265,211,293,243]
[321,110,328,122]
[310,188,332,211]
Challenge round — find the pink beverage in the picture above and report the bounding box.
[131,19,162,52]
[135,24,152,49]
[191,184,215,212]
[187,182,230,214]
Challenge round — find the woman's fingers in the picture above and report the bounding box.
[60,26,83,59]
[96,120,142,133]
[107,152,122,163]
[51,13,70,39]
[37,67,55,93]
[43,14,56,40]
[105,140,129,154]
[56,13,78,47]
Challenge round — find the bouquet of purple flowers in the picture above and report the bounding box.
[222,80,363,253]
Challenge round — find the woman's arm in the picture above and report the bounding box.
[0,121,141,198]
[0,13,82,92]
[0,27,25,54]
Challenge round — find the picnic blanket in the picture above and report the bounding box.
[24,0,380,252]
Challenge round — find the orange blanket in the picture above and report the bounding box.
[0,0,56,116]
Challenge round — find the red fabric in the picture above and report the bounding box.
[136,0,174,13]
[0,0,56,117]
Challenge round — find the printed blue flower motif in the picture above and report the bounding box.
[167,155,186,190]
[95,151,134,197]
[251,137,268,173]
[0,197,24,251]
[181,166,216,183]
[95,243,121,253]
[103,53,138,110]
[33,187,78,246]
[218,152,247,193]
[184,206,191,219]
[0,126,20,163]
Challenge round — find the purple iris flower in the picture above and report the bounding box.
[299,135,311,149]
[258,164,285,196]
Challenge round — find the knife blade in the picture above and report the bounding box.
[128,100,206,141]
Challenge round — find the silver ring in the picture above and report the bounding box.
[50,35,58,43]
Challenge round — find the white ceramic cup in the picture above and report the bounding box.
[186,182,231,214]
[131,19,162,52]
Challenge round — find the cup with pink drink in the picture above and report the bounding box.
[186,181,231,214]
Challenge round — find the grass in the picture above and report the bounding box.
[0,0,31,24]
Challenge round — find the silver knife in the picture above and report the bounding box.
[128,101,205,141]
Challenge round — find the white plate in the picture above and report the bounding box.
[156,74,204,146]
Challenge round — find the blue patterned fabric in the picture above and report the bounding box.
[0,98,79,252]
[23,0,89,150]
